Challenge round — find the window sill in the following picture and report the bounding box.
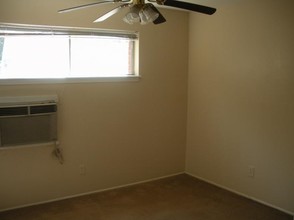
[0,75,141,85]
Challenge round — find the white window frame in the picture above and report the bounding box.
[0,23,140,85]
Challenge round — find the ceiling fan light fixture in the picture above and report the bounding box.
[123,4,159,25]
[123,5,141,24]
[139,4,159,25]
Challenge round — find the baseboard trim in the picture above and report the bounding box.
[0,172,184,213]
[185,172,294,217]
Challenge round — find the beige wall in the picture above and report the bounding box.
[186,0,294,214]
[0,0,188,210]
[1,0,293,214]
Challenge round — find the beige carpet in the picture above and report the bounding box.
[0,174,292,220]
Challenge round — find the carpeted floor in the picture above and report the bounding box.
[0,174,292,220]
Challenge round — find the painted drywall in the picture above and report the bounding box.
[0,0,188,210]
[186,0,294,214]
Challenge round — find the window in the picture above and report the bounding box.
[0,24,139,84]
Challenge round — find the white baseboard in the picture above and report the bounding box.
[185,172,294,217]
[0,172,184,213]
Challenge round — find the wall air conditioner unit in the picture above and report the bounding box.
[0,95,58,149]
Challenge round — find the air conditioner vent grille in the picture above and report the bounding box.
[0,106,28,117]
[30,105,57,115]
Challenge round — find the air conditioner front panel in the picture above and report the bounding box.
[0,114,57,147]
[0,96,58,148]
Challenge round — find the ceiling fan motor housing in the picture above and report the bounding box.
[133,0,145,5]
[155,0,165,5]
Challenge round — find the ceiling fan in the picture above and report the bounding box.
[58,0,216,25]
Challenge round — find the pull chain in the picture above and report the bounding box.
[53,141,64,164]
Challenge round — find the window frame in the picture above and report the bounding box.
[0,23,140,85]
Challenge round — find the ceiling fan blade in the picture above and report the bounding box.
[58,0,129,13]
[149,4,166,24]
[94,3,131,22]
[162,0,216,15]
